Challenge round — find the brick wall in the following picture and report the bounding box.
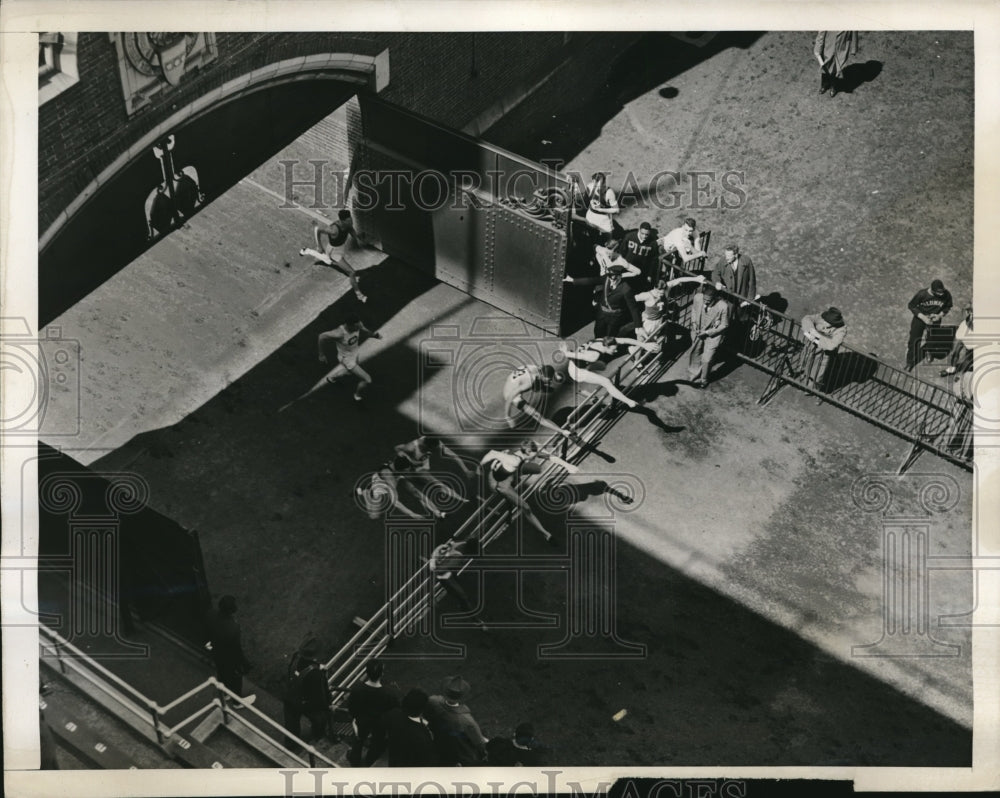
[38,32,576,235]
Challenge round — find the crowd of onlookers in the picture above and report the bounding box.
[203,597,547,765]
[571,172,974,412]
[283,651,549,767]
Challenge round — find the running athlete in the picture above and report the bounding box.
[633,275,706,344]
[560,338,657,409]
[394,435,476,480]
[393,434,473,506]
[502,364,582,444]
[299,209,368,303]
[356,460,428,520]
[278,314,381,412]
[479,441,577,545]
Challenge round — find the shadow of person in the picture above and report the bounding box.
[839,60,883,93]
[823,350,879,391]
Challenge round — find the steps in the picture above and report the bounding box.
[39,688,180,769]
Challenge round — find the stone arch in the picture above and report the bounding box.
[39,50,388,252]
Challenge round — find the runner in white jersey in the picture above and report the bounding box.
[479,441,577,545]
[502,363,583,444]
[560,338,658,409]
[633,275,706,343]
[278,314,382,412]
[299,209,369,303]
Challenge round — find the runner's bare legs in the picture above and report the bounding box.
[278,361,372,413]
[300,220,368,303]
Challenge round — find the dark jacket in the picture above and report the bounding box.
[620,229,659,281]
[908,288,953,319]
[384,707,438,767]
[205,610,251,671]
[711,254,757,303]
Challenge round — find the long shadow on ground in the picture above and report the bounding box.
[387,515,971,767]
[489,32,764,166]
[72,249,970,764]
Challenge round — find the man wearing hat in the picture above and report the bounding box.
[563,263,642,338]
[906,279,953,370]
[424,675,488,766]
[687,283,729,388]
[798,307,847,393]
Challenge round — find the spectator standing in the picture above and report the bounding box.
[425,676,488,766]
[347,660,401,766]
[486,722,552,766]
[798,307,847,393]
[384,689,437,767]
[620,222,660,285]
[687,283,729,388]
[283,637,331,745]
[906,279,953,370]
[204,595,256,707]
[711,244,758,323]
[584,172,620,236]
[814,31,860,97]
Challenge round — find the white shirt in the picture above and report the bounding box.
[658,226,699,258]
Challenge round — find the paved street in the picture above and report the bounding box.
[41,31,974,765]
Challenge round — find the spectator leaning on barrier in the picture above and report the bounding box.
[906,279,953,370]
[658,217,708,273]
[943,368,974,453]
[425,676,488,766]
[711,243,758,324]
[798,307,847,393]
[687,283,729,388]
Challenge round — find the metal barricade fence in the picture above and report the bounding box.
[668,265,973,475]
[321,267,971,703]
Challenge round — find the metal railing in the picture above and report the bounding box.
[322,256,973,696]
[38,624,338,768]
[666,264,973,475]
[322,297,694,699]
